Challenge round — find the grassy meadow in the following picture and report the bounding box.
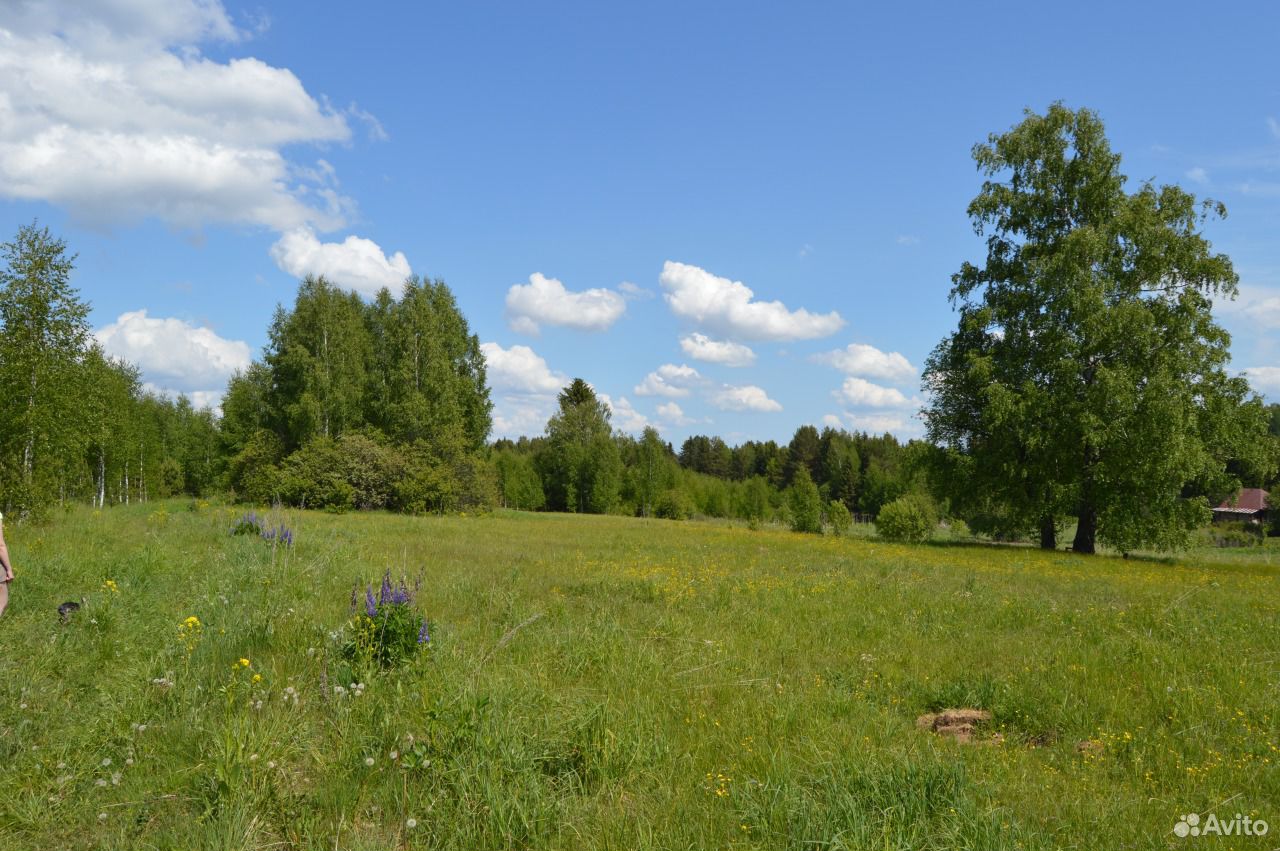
[1,503,1278,850]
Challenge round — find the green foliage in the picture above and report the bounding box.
[494,450,546,511]
[539,379,621,514]
[787,467,823,534]
[875,495,938,543]
[826,500,853,536]
[924,104,1276,554]
[654,489,694,520]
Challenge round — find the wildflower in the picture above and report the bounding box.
[267,760,277,770]
[98,813,107,822]
[406,818,418,829]
[364,756,375,767]
[95,778,107,788]
[365,586,377,618]
[125,758,134,767]
[389,750,399,760]
[379,572,394,606]
[252,674,262,683]
[249,754,259,762]
[101,758,111,767]
[417,621,430,644]
[102,579,118,593]
[111,772,121,785]
[239,658,251,668]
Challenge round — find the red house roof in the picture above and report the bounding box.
[1214,488,1270,513]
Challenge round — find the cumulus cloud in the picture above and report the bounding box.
[505,273,627,334]
[814,342,916,383]
[634,363,702,398]
[0,0,407,296]
[678,333,756,367]
[656,401,696,426]
[834,377,912,408]
[1243,366,1280,396]
[270,227,411,297]
[600,394,650,433]
[659,261,844,342]
[96,309,251,407]
[822,413,843,429]
[0,0,359,231]
[480,341,571,439]
[710,384,782,413]
[480,342,567,396]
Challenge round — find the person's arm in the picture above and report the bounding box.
[0,515,11,581]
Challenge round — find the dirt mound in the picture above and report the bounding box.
[916,708,994,744]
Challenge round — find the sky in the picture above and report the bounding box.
[2,0,1279,445]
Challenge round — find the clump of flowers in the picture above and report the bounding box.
[230,511,265,536]
[102,579,118,594]
[343,571,430,669]
[177,615,203,657]
[261,524,294,547]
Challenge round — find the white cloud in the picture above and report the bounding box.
[1217,284,1280,329]
[822,413,843,429]
[480,341,571,439]
[1269,117,1280,140]
[710,384,782,413]
[1243,366,1280,395]
[618,281,653,299]
[600,394,650,433]
[844,413,913,434]
[96,309,251,405]
[659,261,844,342]
[480,342,567,396]
[1186,167,1209,185]
[634,363,701,398]
[656,401,696,426]
[141,382,224,411]
[270,227,411,297]
[505,273,627,334]
[0,1,363,232]
[815,343,916,383]
[834,377,911,408]
[96,309,251,388]
[678,333,756,367]
[896,235,921,246]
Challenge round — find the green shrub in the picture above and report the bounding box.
[343,573,430,670]
[654,489,694,520]
[787,468,822,534]
[875,495,938,543]
[826,500,853,536]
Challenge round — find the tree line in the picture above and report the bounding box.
[2,104,1278,552]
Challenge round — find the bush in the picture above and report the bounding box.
[875,495,938,543]
[343,572,430,669]
[787,468,822,534]
[826,500,853,536]
[654,489,694,520]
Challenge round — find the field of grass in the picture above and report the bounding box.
[1,502,1278,850]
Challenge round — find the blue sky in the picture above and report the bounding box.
[2,1,1278,443]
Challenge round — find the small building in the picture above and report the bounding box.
[1212,488,1271,524]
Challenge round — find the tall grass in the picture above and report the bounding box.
[1,502,1277,849]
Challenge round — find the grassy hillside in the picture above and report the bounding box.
[1,503,1277,849]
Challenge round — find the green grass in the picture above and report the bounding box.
[1,502,1278,850]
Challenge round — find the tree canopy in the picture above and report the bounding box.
[923,104,1276,553]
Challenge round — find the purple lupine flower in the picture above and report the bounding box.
[379,571,393,607]
[365,586,377,618]
[391,578,411,606]
[417,620,430,644]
